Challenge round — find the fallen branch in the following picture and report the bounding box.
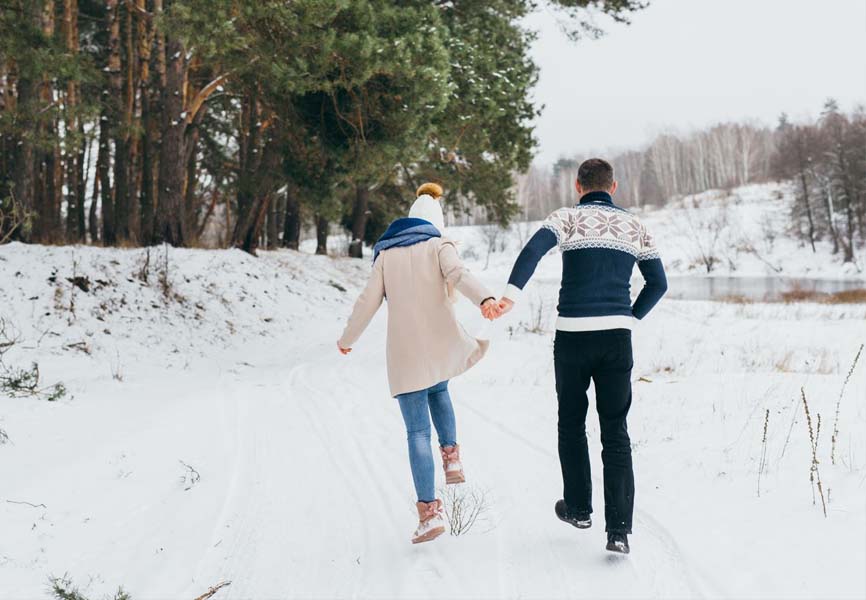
[6,499,47,509]
[179,460,201,491]
[193,581,231,600]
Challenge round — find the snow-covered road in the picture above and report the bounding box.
[184,341,715,599]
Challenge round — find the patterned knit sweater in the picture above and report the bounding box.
[503,191,667,331]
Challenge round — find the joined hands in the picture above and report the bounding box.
[480,297,514,321]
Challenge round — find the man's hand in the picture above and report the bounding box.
[481,298,501,321]
[337,341,352,355]
[497,297,514,316]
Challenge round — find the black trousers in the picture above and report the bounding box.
[554,328,634,534]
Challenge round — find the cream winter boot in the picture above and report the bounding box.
[411,500,445,544]
[440,444,465,484]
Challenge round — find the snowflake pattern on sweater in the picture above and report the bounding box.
[540,204,660,262]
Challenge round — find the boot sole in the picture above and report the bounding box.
[445,472,465,484]
[554,501,591,529]
[558,517,591,529]
[412,526,446,544]
[556,513,591,529]
[605,542,630,554]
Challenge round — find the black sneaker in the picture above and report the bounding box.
[554,499,591,529]
[606,532,630,554]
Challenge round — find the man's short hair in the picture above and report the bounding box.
[577,158,614,192]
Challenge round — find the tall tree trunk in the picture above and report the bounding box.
[0,60,11,220]
[822,180,840,255]
[798,171,816,253]
[348,183,369,258]
[283,189,301,250]
[266,192,279,249]
[35,0,60,243]
[75,120,87,239]
[10,69,35,241]
[156,35,188,245]
[63,0,83,242]
[98,108,115,245]
[41,138,62,243]
[183,127,199,242]
[140,117,157,244]
[233,90,260,245]
[88,145,100,243]
[125,1,141,243]
[223,190,231,247]
[140,0,164,245]
[315,214,328,255]
[109,0,131,243]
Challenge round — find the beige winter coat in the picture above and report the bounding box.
[338,238,492,397]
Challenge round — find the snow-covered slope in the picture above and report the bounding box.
[448,182,866,280]
[1,215,865,599]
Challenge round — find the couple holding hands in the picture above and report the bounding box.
[337,158,667,553]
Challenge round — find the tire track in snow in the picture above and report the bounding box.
[288,358,463,598]
[182,376,246,597]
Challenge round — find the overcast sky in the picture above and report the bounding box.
[527,0,866,166]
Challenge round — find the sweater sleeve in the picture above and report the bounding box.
[631,224,668,320]
[438,240,493,306]
[338,256,385,348]
[502,226,558,302]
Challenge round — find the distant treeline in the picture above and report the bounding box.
[0,0,645,255]
[517,101,866,262]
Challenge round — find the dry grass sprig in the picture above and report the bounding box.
[831,344,863,465]
[801,387,827,517]
[757,408,770,497]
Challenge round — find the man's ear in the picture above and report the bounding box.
[574,179,582,196]
[610,180,618,196]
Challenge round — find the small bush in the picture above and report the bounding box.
[440,484,491,536]
[0,360,67,401]
[49,575,130,600]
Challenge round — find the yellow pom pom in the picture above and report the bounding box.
[416,182,443,199]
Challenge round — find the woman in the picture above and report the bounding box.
[337,182,499,544]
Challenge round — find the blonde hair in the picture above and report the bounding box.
[416,182,443,199]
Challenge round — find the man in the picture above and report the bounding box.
[497,158,667,554]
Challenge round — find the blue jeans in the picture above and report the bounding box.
[396,380,457,503]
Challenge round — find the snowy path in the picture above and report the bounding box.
[171,326,714,600]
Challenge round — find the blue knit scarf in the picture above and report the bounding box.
[372,218,441,263]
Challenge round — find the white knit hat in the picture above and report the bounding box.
[409,194,445,232]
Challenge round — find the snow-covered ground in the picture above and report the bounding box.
[1,184,865,599]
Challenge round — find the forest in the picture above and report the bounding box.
[518,102,866,262]
[0,0,645,255]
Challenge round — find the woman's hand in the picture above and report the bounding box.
[337,341,352,355]
[481,298,502,321]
